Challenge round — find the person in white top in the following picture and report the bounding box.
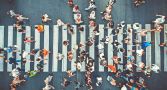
[42,14,51,23]
[97,43,104,50]
[121,85,128,90]
[151,64,160,73]
[44,75,53,84]
[126,62,133,71]
[43,75,55,90]
[57,53,64,60]
[136,49,144,56]
[133,23,140,30]
[22,50,29,59]
[153,14,166,25]
[108,0,116,5]
[7,10,18,17]
[16,15,29,22]
[56,19,65,26]
[11,68,20,78]
[85,1,96,11]
[43,84,55,90]
[89,11,96,19]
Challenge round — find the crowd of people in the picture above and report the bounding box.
[1,0,166,90]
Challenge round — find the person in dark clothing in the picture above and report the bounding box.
[7,57,21,65]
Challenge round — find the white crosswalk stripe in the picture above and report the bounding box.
[52,25,59,72]
[16,29,22,69]
[145,24,152,67]
[0,26,4,72]
[71,25,77,71]
[89,26,95,71]
[164,24,167,72]
[107,28,113,69]
[62,25,68,72]
[154,29,161,70]
[7,26,13,72]
[43,25,50,72]
[117,27,123,71]
[126,24,133,64]
[34,26,40,71]
[1,24,167,72]
[25,26,31,72]
[80,25,86,72]
[136,24,142,71]
[80,25,86,71]
[99,24,104,72]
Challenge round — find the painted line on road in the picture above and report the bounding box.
[7,26,13,72]
[0,26,4,72]
[43,25,50,72]
[80,25,86,72]
[62,25,67,72]
[99,24,104,72]
[52,25,59,72]
[145,24,152,67]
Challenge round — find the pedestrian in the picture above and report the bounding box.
[42,14,51,23]
[35,25,44,32]
[24,37,35,43]
[96,77,103,86]
[141,41,153,49]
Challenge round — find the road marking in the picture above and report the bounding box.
[164,24,167,71]
[99,24,104,72]
[52,25,59,72]
[80,25,86,72]
[62,25,67,72]
[145,24,152,67]
[16,29,22,69]
[154,29,161,70]
[136,24,142,71]
[7,26,13,72]
[34,26,40,71]
[117,27,123,71]
[71,25,77,71]
[43,25,49,72]
[108,28,113,71]
[0,26,4,72]
[89,26,95,71]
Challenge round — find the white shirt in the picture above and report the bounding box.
[11,68,20,78]
[43,84,55,90]
[97,77,102,82]
[89,11,96,19]
[22,51,29,58]
[57,19,64,26]
[98,43,104,50]
[133,23,140,30]
[121,85,127,90]
[151,64,160,73]
[136,49,144,56]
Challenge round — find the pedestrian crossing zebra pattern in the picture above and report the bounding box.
[0,24,167,72]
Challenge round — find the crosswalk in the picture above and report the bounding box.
[0,24,167,72]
